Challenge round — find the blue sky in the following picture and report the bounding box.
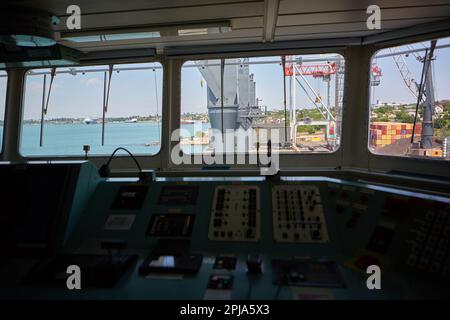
[19,63,163,120]
[372,37,450,105]
[181,55,340,114]
[0,36,449,121]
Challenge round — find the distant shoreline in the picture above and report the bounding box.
[21,119,162,125]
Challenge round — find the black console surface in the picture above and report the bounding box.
[25,254,138,288]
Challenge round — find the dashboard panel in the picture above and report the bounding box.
[0,162,449,300]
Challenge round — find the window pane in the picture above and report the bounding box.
[180,60,215,154]
[20,62,162,156]
[369,36,450,160]
[180,54,344,156]
[0,71,6,151]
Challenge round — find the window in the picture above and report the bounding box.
[21,62,162,157]
[0,71,6,151]
[369,36,450,160]
[180,54,344,156]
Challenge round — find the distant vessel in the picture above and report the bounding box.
[181,119,195,124]
[83,118,96,124]
[125,118,138,123]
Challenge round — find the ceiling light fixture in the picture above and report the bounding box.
[178,25,231,36]
[59,21,231,43]
[263,0,280,42]
[61,31,161,43]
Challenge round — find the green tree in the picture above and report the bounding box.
[395,110,414,123]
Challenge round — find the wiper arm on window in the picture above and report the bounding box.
[39,67,56,147]
[101,64,114,145]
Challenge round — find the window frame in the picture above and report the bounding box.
[0,70,8,156]
[366,34,450,165]
[18,60,164,159]
[176,48,347,171]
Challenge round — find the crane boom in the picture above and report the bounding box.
[284,63,336,77]
[389,47,418,98]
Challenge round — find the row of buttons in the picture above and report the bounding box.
[209,186,261,242]
[405,210,450,278]
[272,185,328,243]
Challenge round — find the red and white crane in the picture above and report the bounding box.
[283,57,382,147]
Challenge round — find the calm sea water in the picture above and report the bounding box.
[0,122,210,157]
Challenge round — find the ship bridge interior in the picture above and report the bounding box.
[0,0,450,301]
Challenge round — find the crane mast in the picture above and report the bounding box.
[419,40,437,149]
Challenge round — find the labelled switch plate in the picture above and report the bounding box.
[207,273,234,290]
[213,256,237,270]
[146,214,195,237]
[272,185,329,243]
[158,186,199,205]
[208,185,260,242]
[111,185,148,210]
